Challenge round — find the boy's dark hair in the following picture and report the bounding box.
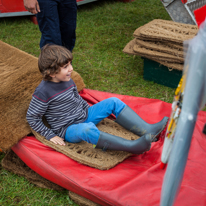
[38,44,73,81]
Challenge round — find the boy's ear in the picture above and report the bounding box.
[49,74,55,78]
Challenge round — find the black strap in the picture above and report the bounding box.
[203,123,206,135]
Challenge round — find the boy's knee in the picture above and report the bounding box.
[81,122,97,135]
[109,97,118,101]
[81,122,100,144]
[108,97,120,103]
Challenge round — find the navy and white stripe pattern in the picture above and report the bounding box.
[26,79,89,140]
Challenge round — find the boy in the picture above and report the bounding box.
[27,44,168,154]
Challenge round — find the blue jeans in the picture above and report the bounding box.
[36,0,77,51]
[65,97,126,145]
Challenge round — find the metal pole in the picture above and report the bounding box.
[160,20,206,206]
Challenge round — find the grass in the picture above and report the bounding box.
[74,0,175,102]
[0,166,76,205]
[0,0,177,205]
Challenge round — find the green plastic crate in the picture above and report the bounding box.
[142,58,182,88]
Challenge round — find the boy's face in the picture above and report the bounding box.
[50,61,73,83]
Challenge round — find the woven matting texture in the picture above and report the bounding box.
[33,118,140,170]
[0,40,85,151]
[133,44,184,63]
[69,191,100,206]
[133,25,187,52]
[126,19,197,71]
[123,39,183,71]
[134,26,157,42]
[1,149,64,191]
[133,19,198,44]
[135,39,184,58]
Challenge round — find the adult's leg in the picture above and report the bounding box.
[36,0,62,48]
[58,0,77,52]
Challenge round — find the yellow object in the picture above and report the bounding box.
[167,118,174,138]
[167,76,185,139]
[175,77,183,96]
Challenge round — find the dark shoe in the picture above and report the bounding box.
[95,131,154,154]
[115,106,169,138]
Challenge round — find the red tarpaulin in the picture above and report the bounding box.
[0,0,97,16]
[194,5,206,27]
[12,89,206,206]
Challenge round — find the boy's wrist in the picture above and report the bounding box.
[46,133,57,140]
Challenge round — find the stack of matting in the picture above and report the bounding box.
[123,19,199,87]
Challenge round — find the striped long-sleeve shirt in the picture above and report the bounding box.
[26,79,90,140]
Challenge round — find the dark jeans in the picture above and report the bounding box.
[36,0,77,52]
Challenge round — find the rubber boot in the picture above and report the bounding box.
[115,105,168,138]
[95,131,153,154]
